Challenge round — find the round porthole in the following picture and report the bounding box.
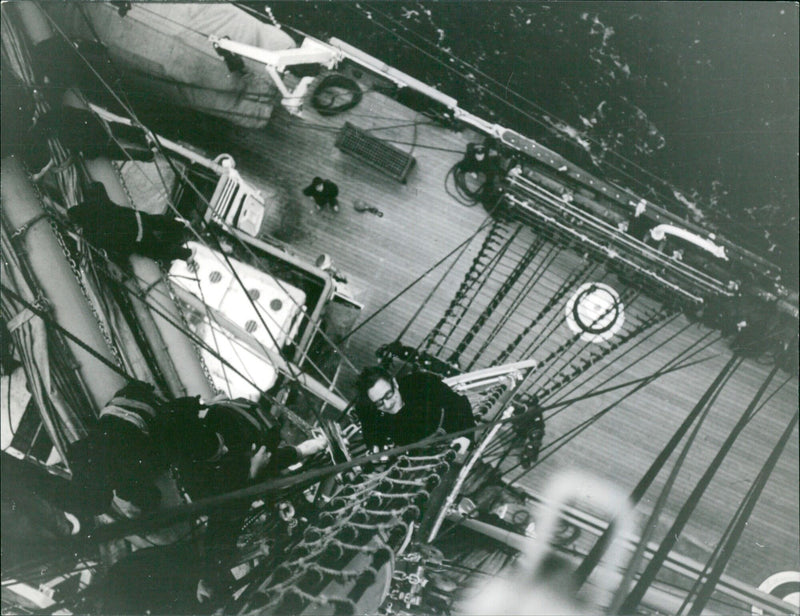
[245,320,258,333]
[209,271,223,283]
[248,289,261,301]
[269,298,283,311]
[565,282,624,343]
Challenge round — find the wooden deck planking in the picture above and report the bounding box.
[530,329,799,586]
[213,91,491,375]
[182,88,798,591]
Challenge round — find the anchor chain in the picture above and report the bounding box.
[24,173,127,370]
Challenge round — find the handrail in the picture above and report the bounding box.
[87,102,227,175]
[649,224,728,261]
[504,193,705,304]
[442,359,537,391]
[507,172,731,294]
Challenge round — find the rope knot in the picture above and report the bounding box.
[32,295,52,314]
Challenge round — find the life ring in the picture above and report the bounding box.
[565,282,625,343]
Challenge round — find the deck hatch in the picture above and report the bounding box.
[335,121,416,182]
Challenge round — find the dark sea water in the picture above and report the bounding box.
[266,1,799,282]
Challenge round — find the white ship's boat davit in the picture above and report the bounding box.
[170,242,307,399]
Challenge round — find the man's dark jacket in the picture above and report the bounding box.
[356,371,474,448]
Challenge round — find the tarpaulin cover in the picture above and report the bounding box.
[44,3,296,128]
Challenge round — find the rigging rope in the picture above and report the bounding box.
[445,163,482,207]
[1,284,136,382]
[189,261,233,398]
[467,236,559,369]
[391,203,504,347]
[575,354,742,600]
[537,304,669,400]
[1,6,81,207]
[40,3,718,395]
[423,218,513,358]
[341,213,498,344]
[513,263,600,363]
[497,331,721,486]
[544,310,681,405]
[49,434,467,551]
[492,256,594,365]
[120,148,353,385]
[619,361,782,613]
[2,265,271,410]
[310,73,363,116]
[0,256,93,460]
[682,408,799,616]
[450,233,543,366]
[479,346,718,467]
[538,352,714,420]
[519,286,638,395]
[433,352,721,543]
[530,287,641,392]
[448,231,538,366]
[478,300,682,461]
[1,353,737,585]
[428,196,716,385]
[81,245,159,383]
[541,326,717,428]
[37,201,342,440]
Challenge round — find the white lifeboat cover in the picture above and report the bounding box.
[170,242,307,399]
[43,3,296,128]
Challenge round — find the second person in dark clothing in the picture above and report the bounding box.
[176,398,327,604]
[302,176,339,212]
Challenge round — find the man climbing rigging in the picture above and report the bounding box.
[354,366,474,454]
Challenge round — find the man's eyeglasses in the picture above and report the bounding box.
[371,385,395,407]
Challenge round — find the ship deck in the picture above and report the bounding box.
[149,85,798,598]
